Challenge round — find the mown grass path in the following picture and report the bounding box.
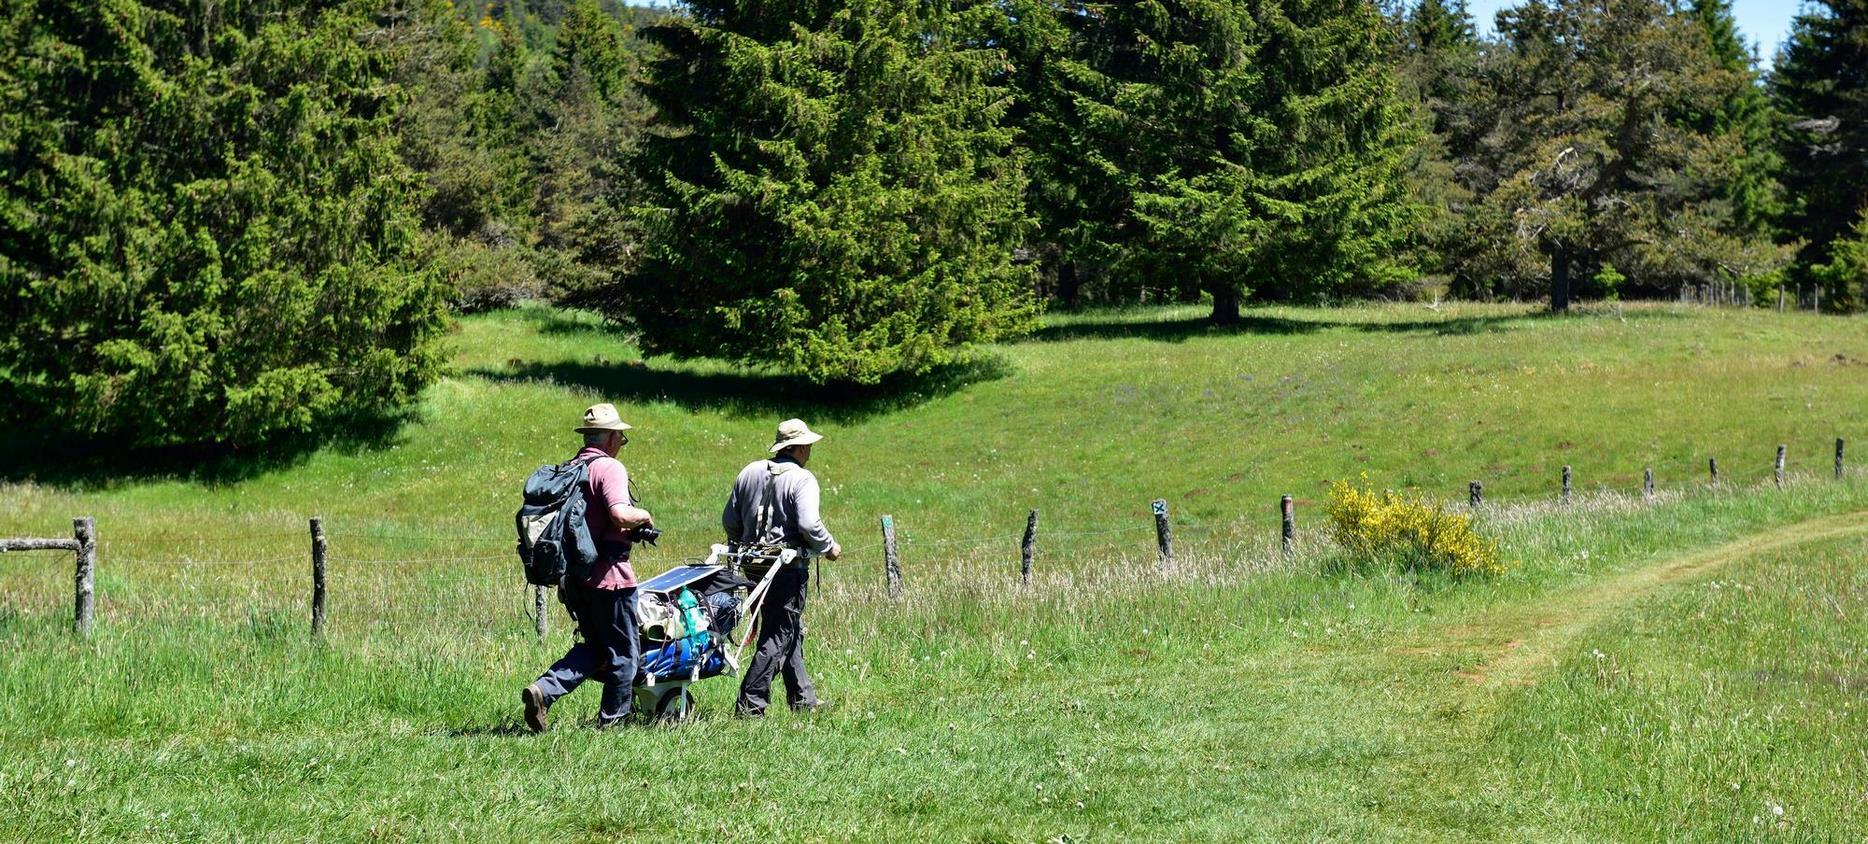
[1443,510,1868,691]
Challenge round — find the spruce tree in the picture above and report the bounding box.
[1686,0,1782,238]
[1397,0,1482,294]
[1000,0,1113,309]
[1403,0,1480,134]
[0,0,449,446]
[1772,0,1868,311]
[1015,0,1418,322]
[527,0,652,302]
[618,0,1035,384]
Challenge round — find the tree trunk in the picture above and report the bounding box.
[1550,244,1571,313]
[1057,261,1082,311]
[1209,285,1241,324]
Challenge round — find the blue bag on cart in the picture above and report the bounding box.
[640,635,730,683]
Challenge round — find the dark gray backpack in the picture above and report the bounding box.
[515,456,599,586]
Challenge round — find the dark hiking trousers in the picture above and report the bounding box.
[736,564,816,716]
[534,581,640,724]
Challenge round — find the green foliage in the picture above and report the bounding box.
[615,0,1037,384]
[1685,0,1783,236]
[0,0,449,446]
[1448,0,1789,310]
[1396,0,1482,294]
[1810,209,1868,306]
[1591,262,1625,301]
[1013,0,1421,319]
[1772,0,1868,311]
[380,0,657,311]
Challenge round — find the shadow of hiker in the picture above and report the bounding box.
[431,722,538,739]
[467,353,1013,424]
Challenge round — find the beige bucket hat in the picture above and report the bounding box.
[574,403,633,434]
[769,418,824,452]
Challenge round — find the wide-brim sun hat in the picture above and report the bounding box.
[575,402,633,434]
[769,418,824,452]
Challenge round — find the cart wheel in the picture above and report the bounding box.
[655,687,697,723]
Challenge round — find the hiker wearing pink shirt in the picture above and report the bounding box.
[522,403,655,731]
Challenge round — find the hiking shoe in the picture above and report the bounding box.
[521,684,550,733]
[791,698,826,714]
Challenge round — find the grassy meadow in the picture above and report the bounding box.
[3,301,1868,840]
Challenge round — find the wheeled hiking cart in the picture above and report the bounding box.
[628,544,801,722]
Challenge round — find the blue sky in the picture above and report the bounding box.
[1466,0,1804,63]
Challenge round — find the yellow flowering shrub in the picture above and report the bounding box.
[1325,478,1508,577]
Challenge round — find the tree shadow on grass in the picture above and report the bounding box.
[1025,308,1566,343]
[466,352,1014,424]
[0,408,411,489]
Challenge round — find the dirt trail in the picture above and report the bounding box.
[1442,510,1868,689]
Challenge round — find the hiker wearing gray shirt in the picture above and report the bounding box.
[724,418,842,717]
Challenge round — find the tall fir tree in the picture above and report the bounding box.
[1000,0,1113,309]
[1449,0,1785,310]
[1013,0,1419,322]
[1772,0,1868,311]
[617,0,1036,384]
[1396,0,1482,293]
[1685,0,1782,238]
[0,0,449,446]
[1403,0,1479,135]
[526,0,653,302]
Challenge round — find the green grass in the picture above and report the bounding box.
[2,302,1867,840]
[1488,529,1868,839]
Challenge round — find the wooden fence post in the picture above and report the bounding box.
[1280,495,1296,559]
[1469,480,1483,509]
[1838,438,1847,480]
[882,515,902,598]
[1709,457,1720,488]
[1775,444,1787,490]
[1778,286,1785,313]
[1152,499,1174,574]
[1020,509,1038,586]
[1643,467,1655,503]
[1561,465,1572,505]
[73,517,95,638]
[533,586,548,642]
[309,518,328,637]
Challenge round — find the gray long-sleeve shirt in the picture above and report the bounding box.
[722,456,837,553]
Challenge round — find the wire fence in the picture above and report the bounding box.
[0,437,1858,638]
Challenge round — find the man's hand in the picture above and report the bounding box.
[825,542,842,561]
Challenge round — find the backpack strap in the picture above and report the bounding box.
[570,452,608,498]
[756,460,805,544]
[753,460,780,541]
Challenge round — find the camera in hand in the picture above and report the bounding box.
[626,524,662,547]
